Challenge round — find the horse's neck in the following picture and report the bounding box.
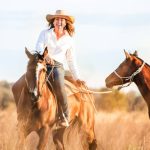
[38,84,55,111]
[134,64,150,101]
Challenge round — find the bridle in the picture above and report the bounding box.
[113,61,145,90]
[25,62,47,102]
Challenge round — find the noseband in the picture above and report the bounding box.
[113,61,145,90]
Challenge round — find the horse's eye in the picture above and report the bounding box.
[42,68,45,72]
[35,57,39,62]
[39,57,44,61]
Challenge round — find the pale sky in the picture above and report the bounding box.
[0,0,150,92]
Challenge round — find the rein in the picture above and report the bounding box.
[113,61,145,90]
[77,88,112,94]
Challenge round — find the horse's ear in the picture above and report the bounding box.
[124,49,131,59]
[43,47,48,58]
[133,50,138,57]
[25,47,33,59]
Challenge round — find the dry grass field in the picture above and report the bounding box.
[95,111,150,150]
[0,104,150,150]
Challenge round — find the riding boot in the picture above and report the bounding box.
[57,101,69,127]
[60,102,69,127]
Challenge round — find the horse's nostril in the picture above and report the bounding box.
[106,83,111,88]
[105,81,110,88]
[105,78,110,87]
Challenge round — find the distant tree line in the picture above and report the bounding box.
[0,81,14,109]
[94,88,147,112]
[0,81,147,112]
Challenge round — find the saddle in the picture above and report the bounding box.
[46,70,80,97]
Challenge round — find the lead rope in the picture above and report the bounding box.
[80,84,98,113]
[77,88,112,94]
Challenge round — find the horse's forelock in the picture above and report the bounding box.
[34,51,44,61]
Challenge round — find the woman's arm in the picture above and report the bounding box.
[66,46,80,80]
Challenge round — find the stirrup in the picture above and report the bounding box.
[59,119,69,128]
[57,114,69,128]
[62,113,69,127]
[63,113,69,127]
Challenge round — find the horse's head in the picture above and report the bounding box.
[105,50,145,89]
[25,47,48,101]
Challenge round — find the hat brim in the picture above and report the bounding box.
[46,14,75,24]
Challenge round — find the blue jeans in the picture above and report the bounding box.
[47,62,68,120]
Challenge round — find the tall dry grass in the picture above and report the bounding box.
[95,111,150,150]
[1,104,150,150]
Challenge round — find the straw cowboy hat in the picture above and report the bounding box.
[46,10,75,24]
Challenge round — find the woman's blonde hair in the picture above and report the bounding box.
[48,19,75,37]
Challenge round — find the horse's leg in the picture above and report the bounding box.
[37,125,50,150]
[52,128,65,150]
[82,122,97,150]
[16,123,29,150]
[84,122,97,150]
[16,131,26,150]
[89,138,97,150]
[78,125,97,150]
[78,108,97,150]
[88,128,97,150]
[69,93,97,150]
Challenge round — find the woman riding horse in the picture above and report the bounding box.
[35,10,85,127]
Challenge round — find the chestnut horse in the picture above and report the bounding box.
[105,50,150,118]
[12,47,97,150]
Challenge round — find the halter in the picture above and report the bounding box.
[113,61,145,90]
[25,63,47,102]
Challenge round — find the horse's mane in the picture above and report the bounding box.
[130,53,150,68]
[34,51,44,60]
[27,51,44,70]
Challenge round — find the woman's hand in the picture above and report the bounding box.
[76,79,86,87]
[45,56,54,65]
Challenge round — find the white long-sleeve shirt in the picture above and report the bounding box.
[35,28,80,80]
